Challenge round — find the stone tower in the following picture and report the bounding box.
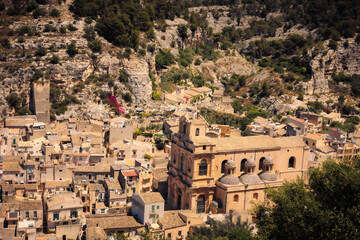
[32,80,50,124]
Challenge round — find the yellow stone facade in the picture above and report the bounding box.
[168,115,309,214]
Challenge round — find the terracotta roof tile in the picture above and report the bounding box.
[121,170,138,177]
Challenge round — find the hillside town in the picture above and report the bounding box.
[0,0,360,239]
[0,88,359,239]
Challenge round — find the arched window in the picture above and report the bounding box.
[221,160,228,174]
[195,128,200,136]
[253,193,258,200]
[288,157,295,168]
[199,159,208,176]
[183,124,186,134]
[180,155,185,171]
[259,157,265,170]
[196,195,205,213]
[240,159,247,172]
[233,194,239,202]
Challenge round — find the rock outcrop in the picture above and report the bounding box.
[123,58,152,105]
[304,39,360,94]
[196,56,257,83]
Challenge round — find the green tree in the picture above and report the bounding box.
[147,44,155,53]
[122,92,132,103]
[179,47,194,67]
[0,38,11,48]
[50,9,60,17]
[155,49,175,70]
[190,24,197,37]
[88,39,102,52]
[33,8,46,18]
[177,24,188,48]
[254,160,360,240]
[60,26,66,34]
[146,27,155,40]
[67,24,78,31]
[66,41,78,57]
[152,91,161,100]
[49,54,59,64]
[192,75,205,87]
[6,93,21,111]
[17,107,32,116]
[232,99,243,113]
[328,39,338,50]
[35,47,47,56]
[338,95,345,105]
[119,69,129,83]
[189,212,253,240]
[26,0,38,12]
[83,26,95,41]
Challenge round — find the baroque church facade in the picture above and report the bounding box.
[168,115,309,214]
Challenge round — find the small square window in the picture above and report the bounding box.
[53,213,59,221]
[157,205,159,209]
[203,146,206,150]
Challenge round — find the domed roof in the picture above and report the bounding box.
[264,156,274,165]
[219,175,241,185]
[239,173,263,184]
[245,158,255,167]
[259,172,277,181]
[211,200,219,208]
[226,160,236,169]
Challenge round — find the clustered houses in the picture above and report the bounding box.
[0,106,358,240]
[165,87,234,114]
[0,115,168,240]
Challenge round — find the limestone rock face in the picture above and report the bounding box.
[304,40,360,94]
[196,56,257,82]
[123,58,152,105]
[262,96,307,114]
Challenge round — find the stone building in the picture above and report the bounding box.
[86,214,142,239]
[132,192,164,225]
[168,115,309,214]
[45,192,83,233]
[108,117,134,146]
[32,81,50,124]
[286,116,307,136]
[299,111,322,132]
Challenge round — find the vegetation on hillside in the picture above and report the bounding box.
[240,0,359,39]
